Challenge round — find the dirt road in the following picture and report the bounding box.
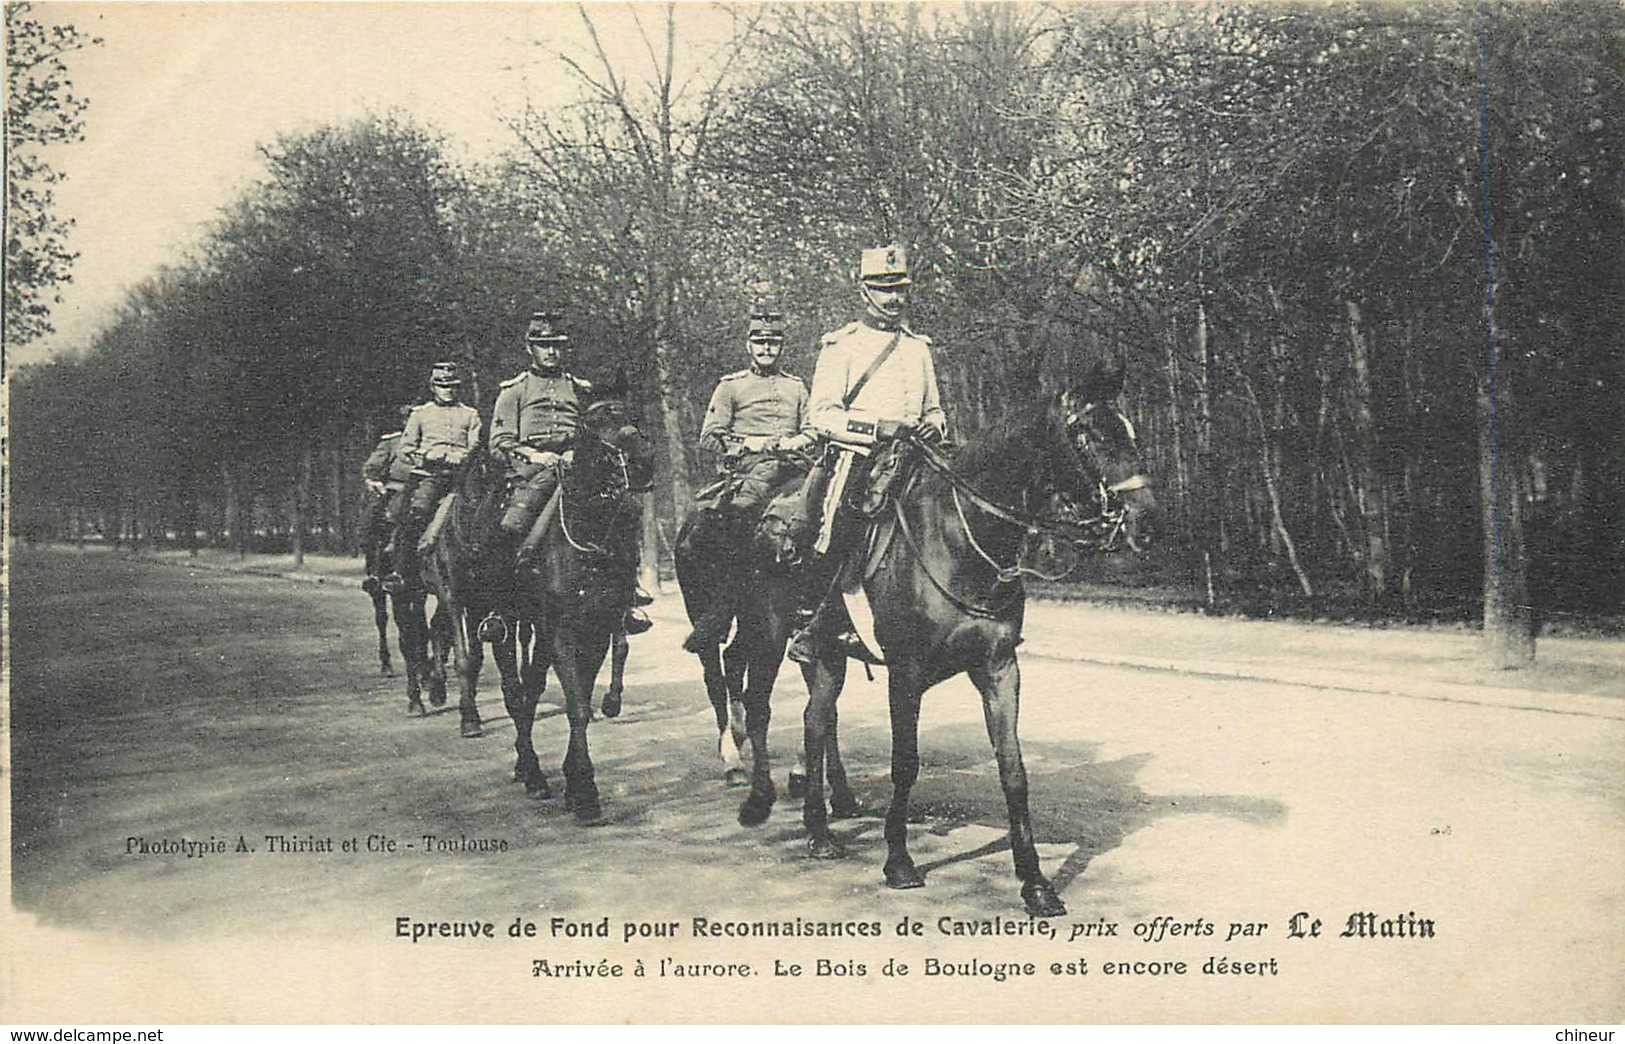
[5,548,1622,1023]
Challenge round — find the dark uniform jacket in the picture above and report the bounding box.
[490,368,592,466]
[363,431,411,487]
[699,367,814,458]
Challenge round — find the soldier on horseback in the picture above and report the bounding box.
[381,361,481,594]
[784,244,948,664]
[360,403,415,594]
[681,309,818,653]
[490,310,651,635]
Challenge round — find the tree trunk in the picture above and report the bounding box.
[641,493,661,594]
[292,443,313,567]
[1345,298,1390,604]
[1194,300,1219,605]
[1477,372,1536,667]
[647,274,695,522]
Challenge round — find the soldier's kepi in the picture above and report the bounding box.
[486,309,651,636]
[785,244,949,665]
[682,308,817,653]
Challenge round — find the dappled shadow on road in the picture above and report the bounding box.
[709,717,1290,910]
[10,549,1289,936]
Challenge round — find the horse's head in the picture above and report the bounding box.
[1049,373,1157,554]
[582,366,655,494]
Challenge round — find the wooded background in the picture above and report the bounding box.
[9,2,1622,661]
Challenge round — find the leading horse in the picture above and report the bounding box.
[796,363,1154,916]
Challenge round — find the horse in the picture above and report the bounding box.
[795,364,1155,917]
[390,452,514,739]
[674,492,860,826]
[489,408,647,823]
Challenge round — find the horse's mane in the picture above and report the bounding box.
[941,400,1059,483]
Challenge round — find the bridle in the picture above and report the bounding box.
[555,437,633,559]
[1052,400,1152,554]
[889,404,1148,617]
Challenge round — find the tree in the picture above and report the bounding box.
[4,2,99,346]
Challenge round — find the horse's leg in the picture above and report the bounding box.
[799,653,847,859]
[882,655,927,891]
[736,623,780,827]
[392,594,427,716]
[824,696,861,819]
[493,625,548,798]
[453,605,484,738]
[600,627,628,718]
[969,655,1065,917]
[371,590,394,676]
[553,627,612,825]
[719,635,750,787]
[426,600,450,709]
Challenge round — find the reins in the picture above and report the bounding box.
[883,425,1140,616]
[555,440,633,559]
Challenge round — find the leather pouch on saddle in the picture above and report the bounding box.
[856,437,917,520]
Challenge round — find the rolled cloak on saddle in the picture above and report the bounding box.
[416,492,458,554]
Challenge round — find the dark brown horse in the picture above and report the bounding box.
[489,422,644,823]
[796,367,1155,916]
[674,503,860,826]
[391,454,511,738]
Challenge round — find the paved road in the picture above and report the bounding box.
[5,548,1622,1024]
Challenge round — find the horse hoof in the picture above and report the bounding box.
[807,836,846,860]
[738,795,773,827]
[884,862,926,890]
[573,803,606,826]
[430,692,447,708]
[787,771,807,799]
[1022,881,1067,918]
[526,778,553,800]
[408,702,426,717]
[600,691,622,718]
[830,794,863,819]
[459,721,483,739]
[723,767,749,788]
[380,664,394,677]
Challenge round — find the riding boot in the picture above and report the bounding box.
[382,518,423,594]
[786,596,879,666]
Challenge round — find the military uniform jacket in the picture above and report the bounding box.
[699,367,813,456]
[808,316,947,440]
[399,402,481,471]
[489,368,591,462]
[363,431,411,486]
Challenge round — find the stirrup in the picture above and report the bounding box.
[786,626,818,665]
[476,613,509,644]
